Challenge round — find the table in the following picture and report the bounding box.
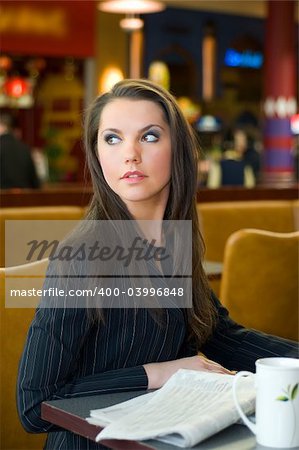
[41,390,258,450]
[2,185,298,207]
[203,261,223,280]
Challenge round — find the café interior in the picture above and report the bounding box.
[0,1,298,449]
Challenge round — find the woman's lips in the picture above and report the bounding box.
[121,171,147,183]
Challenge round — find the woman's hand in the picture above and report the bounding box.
[143,354,235,389]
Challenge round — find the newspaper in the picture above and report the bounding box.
[86,369,255,448]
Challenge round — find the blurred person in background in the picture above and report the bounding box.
[207,128,256,188]
[0,112,41,189]
[31,146,49,185]
[236,128,261,183]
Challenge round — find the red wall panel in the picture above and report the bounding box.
[0,0,96,57]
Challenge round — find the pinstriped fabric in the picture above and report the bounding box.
[17,270,298,449]
[17,260,188,449]
[202,293,299,371]
[18,305,186,449]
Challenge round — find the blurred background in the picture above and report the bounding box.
[0,0,298,190]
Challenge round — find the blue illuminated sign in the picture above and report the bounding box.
[225,48,263,69]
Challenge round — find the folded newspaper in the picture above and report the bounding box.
[86,369,255,448]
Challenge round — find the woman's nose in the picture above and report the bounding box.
[124,142,141,164]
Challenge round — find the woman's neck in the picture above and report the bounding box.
[125,198,167,222]
[136,220,164,247]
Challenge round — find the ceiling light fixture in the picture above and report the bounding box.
[98,0,165,14]
[98,1,165,32]
[119,15,144,31]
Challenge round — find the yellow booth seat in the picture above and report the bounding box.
[0,206,85,267]
[197,200,298,263]
[0,259,49,450]
[219,229,299,341]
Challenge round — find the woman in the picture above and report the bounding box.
[17,79,297,450]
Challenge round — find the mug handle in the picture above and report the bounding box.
[232,371,256,435]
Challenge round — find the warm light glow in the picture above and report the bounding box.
[148,61,170,90]
[177,97,201,123]
[129,29,143,77]
[4,76,30,98]
[202,34,216,102]
[120,16,143,30]
[98,0,165,14]
[99,67,124,93]
[0,55,12,71]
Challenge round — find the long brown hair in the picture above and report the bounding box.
[84,79,216,347]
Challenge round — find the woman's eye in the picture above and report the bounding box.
[104,135,121,145]
[142,132,159,143]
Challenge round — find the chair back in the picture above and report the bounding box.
[0,259,48,450]
[0,206,84,267]
[197,200,297,262]
[219,229,299,341]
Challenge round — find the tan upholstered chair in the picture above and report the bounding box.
[219,229,299,341]
[0,206,84,267]
[0,259,49,450]
[197,200,298,263]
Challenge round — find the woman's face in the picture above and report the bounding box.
[97,98,172,216]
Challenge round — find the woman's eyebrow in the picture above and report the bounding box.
[100,124,165,136]
[100,128,121,136]
[139,124,165,132]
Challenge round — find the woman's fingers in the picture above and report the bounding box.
[197,355,236,375]
[144,355,236,389]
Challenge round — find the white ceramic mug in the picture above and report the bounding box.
[233,358,299,448]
